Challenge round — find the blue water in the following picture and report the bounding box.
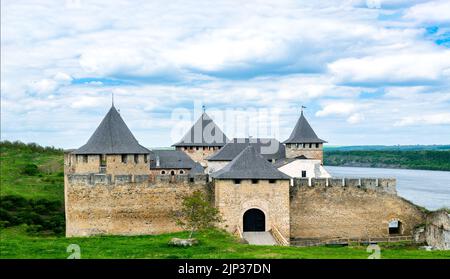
[326,166,450,211]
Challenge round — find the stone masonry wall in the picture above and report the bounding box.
[105,155,149,176]
[65,174,210,236]
[177,147,220,165]
[66,167,425,241]
[290,180,426,239]
[214,179,290,239]
[66,154,149,177]
[286,147,323,163]
[425,210,450,250]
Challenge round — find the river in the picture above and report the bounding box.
[325,166,450,211]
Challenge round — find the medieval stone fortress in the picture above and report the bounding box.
[64,104,427,245]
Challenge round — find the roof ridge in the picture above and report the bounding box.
[212,145,290,180]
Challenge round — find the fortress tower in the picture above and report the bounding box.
[173,112,229,165]
[65,105,151,178]
[283,111,327,163]
[212,145,291,239]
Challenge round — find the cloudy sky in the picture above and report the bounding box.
[1,0,450,148]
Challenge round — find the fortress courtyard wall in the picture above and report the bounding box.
[289,178,426,239]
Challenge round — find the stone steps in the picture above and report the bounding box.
[243,232,277,246]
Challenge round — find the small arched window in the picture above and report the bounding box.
[161,170,166,175]
[179,170,184,174]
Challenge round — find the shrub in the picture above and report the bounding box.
[26,224,43,235]
[0,195,65,235]
[39,159,62,175]
[174,190,222,238]
[0,220,10,228]
[22,164,39,176]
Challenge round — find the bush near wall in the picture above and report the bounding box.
[0,195,65,235]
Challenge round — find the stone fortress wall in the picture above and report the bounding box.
[65,173,210,237]
[65,172,426,239]
[285,144,324,163]
[175,146,220,165]
[290,177,425,239]
[64,153,149,176]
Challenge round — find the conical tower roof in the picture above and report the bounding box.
[212,145,290,180]
[283,111,326,144]
[173,112,229,147]
[73,106,150,154]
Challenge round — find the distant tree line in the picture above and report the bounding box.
[324,150,450,171]
[0,140,63,154]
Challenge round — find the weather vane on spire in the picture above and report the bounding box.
[112,92,114,107]
[202,105,206,113]
[301,105,307,113]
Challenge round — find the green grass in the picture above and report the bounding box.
[1,226,449,259]
[0,141,64,202]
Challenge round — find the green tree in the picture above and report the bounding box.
[174,190,222,238]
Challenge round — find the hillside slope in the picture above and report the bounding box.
[0,141,64,201]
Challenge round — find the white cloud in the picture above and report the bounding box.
[347,113,365,124]
[404,0,450,24]
[70,96,104,109]
[1,0,450,147]
[395,112,450,126]
[29,79,59,95]
[316,102,368,124]
[28,72,73,95]
[316,102,359,117]
[328,50,450,85]
[79,48,174,77]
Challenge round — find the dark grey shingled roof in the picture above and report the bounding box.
[150,150,203,170]
[173,113,229,147]
[283,111,327,144]
[212,146,290,180]
[73,106,150,154]
[273,155,309,168]
[207,138,285,161]
[190,162,206,175]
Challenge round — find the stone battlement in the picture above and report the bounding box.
[66,173,209,186]
[293,177,396,194]
[67,173,396,195]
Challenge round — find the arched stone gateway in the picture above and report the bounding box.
[243,208,266,232]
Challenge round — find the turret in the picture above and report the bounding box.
[283,110,327,163]
[66,105,151,177]
[172,112,229,165]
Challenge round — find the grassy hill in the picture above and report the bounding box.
[0,141,65,235]
[0,141,64,201]
[324,150,450,171]
[1,141,449,259]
